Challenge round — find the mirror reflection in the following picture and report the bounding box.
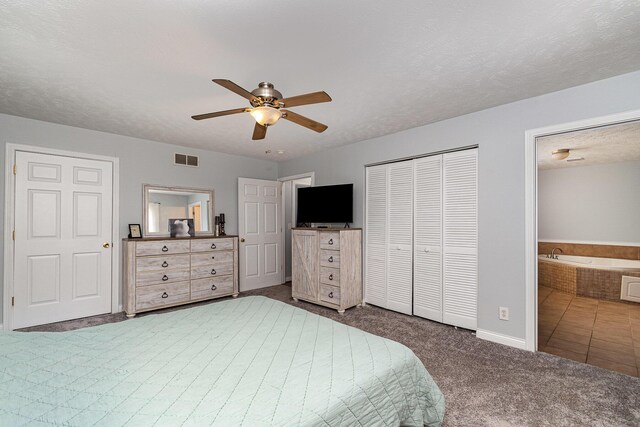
[144,186,214,236]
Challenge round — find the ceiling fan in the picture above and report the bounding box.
[192,79,332,140]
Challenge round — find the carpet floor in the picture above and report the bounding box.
[19,284,640,426]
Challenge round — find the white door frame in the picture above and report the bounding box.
[524,109,640,351]
[277,172,315,284]
[3,143,120,331]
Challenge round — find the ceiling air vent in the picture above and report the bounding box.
[174,153,199,167]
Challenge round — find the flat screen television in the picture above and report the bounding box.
[297,184,353,224]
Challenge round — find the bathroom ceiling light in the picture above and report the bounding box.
[552,148,570,160]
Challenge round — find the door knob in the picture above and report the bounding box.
[240,238,245,242]
[103,242,110,248]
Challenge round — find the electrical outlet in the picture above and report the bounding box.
[499,306,509,321]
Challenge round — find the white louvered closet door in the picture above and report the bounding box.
[413,155,443,322]
[442,149,478,330]
[386,161,413,315]
[365,165,388,308]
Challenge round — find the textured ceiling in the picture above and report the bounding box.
[537,120,640,169]
[1,1,640,161]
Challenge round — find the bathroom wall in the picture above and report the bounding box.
[538,160,640,245]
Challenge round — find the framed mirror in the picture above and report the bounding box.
[143,184,215,237]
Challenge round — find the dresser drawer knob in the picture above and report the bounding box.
[162,275,169,281]
[328,291,334,298]
[211,243,216,249]
[328,238,333,245]
[328,256,334,263]
[329,274,334,280]
[162,245,168,252]
[211,284,217,291]
[161,292,168,299]
[161,261,169,268]
[211,269,216,275]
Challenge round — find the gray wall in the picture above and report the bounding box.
[0,113,278,320]
[538,161,640,244]
[278,70,640,340]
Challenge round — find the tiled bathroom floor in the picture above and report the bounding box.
[538,286,640,377]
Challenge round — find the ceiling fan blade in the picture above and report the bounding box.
[252,123,267,140]
[212,79,258,102]
[281,110,328,133]
[278,91,331,108]
[191,108,248,120]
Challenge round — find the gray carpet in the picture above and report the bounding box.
[19,285,640,426]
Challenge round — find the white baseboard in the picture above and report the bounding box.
[476,329,528,350]
[285,276,292,282]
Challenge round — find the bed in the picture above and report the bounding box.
[0,296,445,426]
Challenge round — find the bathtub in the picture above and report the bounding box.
[538,254,640,300]
[538,254,640,272]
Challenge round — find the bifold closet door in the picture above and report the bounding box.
[413,155,443,322]
[386,161,413,315]
[442,149,478,330]
[365,165,388,308]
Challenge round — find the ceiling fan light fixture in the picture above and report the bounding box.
[250,106,281,126]
[552,148,570,160]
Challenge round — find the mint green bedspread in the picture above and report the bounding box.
[0,296,445,426]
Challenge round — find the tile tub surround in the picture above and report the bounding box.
[539,257,640,301]
[538,242,640,260]
[539,258,577,294]
[538,286,640,378]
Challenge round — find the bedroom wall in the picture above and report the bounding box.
[538,161,640,245]
[277,70,640,342]
[0,113,278,321]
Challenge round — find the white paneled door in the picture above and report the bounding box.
[238,178,283,291]
[13,151,113,329]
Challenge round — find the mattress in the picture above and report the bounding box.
[0,296,445,426]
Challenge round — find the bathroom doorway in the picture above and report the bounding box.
[530,117,640,376]
[279,173,314,284]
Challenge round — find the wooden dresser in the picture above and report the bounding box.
[291,228,362,314]
[123,236,238,317]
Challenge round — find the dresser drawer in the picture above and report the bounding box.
[191,252,233,279]
[319,284,341,305]
[319,266,340,286]
[136,254,190,273]
[319,232,340,250]
[136,269,190,287]
[135,281,190,311]
[191,276,234,300]
[191,251,233,267]
[320,249,340,268]
[135,240,190,256]
[191,238,235,253]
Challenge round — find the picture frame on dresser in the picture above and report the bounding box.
[128,224,142,238]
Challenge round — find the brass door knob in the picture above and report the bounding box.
[103,242,110,248]
[240,238,245,243]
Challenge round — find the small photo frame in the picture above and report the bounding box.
[128,224,142,238]
[169,218,195,238]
